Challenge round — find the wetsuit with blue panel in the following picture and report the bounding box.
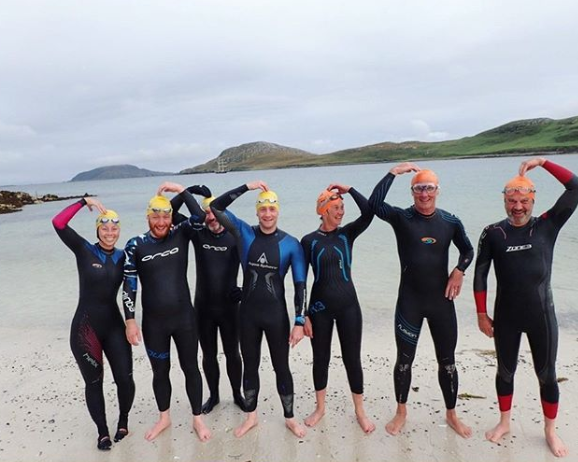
[122,191,206,416]
[210,185,307,418]
[300,188,373,394]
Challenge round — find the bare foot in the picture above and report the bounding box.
[385,412,406,435]
[446,411,472,439]
[145,412,171,441]
[234,412,258,438]
[485,421,510,443]
[193,416,212,442]
[285,417,306,438]
[545,427,569,457]
[304,408,325,427]
[356,411,376,434]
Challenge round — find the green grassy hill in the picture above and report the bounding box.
[181,116,578,173]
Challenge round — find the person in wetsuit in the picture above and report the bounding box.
[53,197,135,451]
[171,186,245,414]
[369,162,474,438]
[300,184,375,433]
[210,180,307,439]
[122,183,211,442]
[473,157,578,458]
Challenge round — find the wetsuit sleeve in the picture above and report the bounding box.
[180,190,206,224]
[290,240,308,324]
[541,160,578,227]
[122,239,139,320]
[342,187,374,240]
[210,184,251,240]
[452,218,474,273]
[473,227,492,314]
[170,193,188,226]
[368,172,401,224]
[52,199,87,251]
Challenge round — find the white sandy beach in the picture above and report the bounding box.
[1,320,576,462]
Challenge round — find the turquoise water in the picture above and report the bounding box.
[2,154,578,331]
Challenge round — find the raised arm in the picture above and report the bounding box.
[170,184,211,225]
[369,163,419,222]
[337,185,374,239]
[526,158,578,226]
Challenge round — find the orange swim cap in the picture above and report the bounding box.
[411,169,439,186]
[316,190,343,215]
[503,176,536,199]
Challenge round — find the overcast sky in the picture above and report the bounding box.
[1,0,578,185]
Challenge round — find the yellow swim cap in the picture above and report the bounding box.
[503,176,536,199]
[96,210,120,228]
[256,190,279,210]
[201,196,216,211]
[411,169,439,186]
[146,195,173,215]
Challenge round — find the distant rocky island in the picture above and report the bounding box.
[0,191,93,215]
[71,164,174,181]
[179,116,578,174]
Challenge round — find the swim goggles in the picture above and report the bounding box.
[98,217,120,225]
[149,207,172,214]
[318,193,342,207]
[411,183,438,194]
[256,198,279,205]
[502,187,536,195]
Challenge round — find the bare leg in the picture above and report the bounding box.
[353,393,375,434]
[192,415,212,442]
[385,403,407,435]
[304,389,326,427]
[234,410,259,438]
[285,417,306,438]
[446,408,472,438]
[145,410,171,441]
[485,410,511,443]
[545,417,568,458]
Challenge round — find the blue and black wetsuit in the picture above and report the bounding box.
[122,191,206,416]
[369,173,473,410]
[172,195,243,411]
[211,185,307,418]
[300,188,373,394]
[53,200,134,442]
[474,160,578,419]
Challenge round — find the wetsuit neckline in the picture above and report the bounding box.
[412,206,437,219]
[96,242,116,254]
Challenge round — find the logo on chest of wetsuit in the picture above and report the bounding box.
[506,244,532,253]
[141,247,179,261]
[92,263,103,269]
[202,244,228,252]
[248,252,277,270]
[421,237,437,245]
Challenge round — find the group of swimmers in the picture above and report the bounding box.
[53,156,577,458]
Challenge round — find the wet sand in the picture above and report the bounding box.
[1,324,576,462]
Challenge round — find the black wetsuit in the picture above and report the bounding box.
[473,160,578,419]
[172,195,243,410]
[300,188,373,394]
[369,173,473,409]
[53,200,134,441]
[211,185,307,418]
[122,191,205,415]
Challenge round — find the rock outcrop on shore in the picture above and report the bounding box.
[0,190,91,214]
